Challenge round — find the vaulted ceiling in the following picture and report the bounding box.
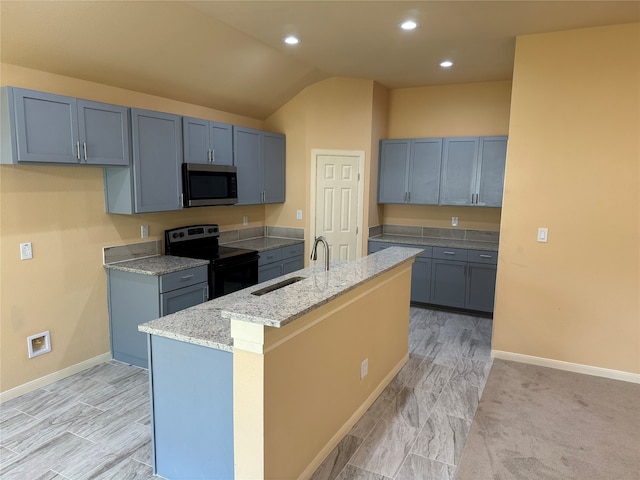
[2,1,638,119]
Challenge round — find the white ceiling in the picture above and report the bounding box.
[2,1,638,119]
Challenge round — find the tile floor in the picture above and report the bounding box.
[0,307,492,480]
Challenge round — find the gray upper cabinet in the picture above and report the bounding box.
[378,140,410,203]
[234,126,285,205]
[262,132,286,203]
[1,87,130,166]
[182,117,233,166]
[476,136,507,207]
[378,138,442,205]
[439,137,479,206]
[439,136,507,207]
[104,108,182,214]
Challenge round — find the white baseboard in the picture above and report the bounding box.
[492,350,640,384]
[0,352,112,403]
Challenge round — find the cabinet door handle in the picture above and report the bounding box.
[76,141,81,161]
[180,274,195,280]
[207,149,211,162]
[211,149,215,163]
[480,254,492,258]
[444,251,456,255]
[83,142,87,162]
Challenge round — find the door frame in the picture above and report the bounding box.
[310,149,366,259]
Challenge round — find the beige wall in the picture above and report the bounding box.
[0,64,265,392]
[233,261,412,479]
[494,23,640,374]
[265,77,384,255]
[382,80,512,231]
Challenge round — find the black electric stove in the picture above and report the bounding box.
[165,224,259,299]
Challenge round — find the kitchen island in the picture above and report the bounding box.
[139,246,422,479]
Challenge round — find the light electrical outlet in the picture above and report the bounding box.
[242,216,248,226]
[451,216,459,227]
[537,227,549,243]
[141,225,149,238]
[20,242,33,260]
[296,210,303,220]
[360,358,369,380]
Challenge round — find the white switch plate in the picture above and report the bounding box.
[451,216,458,227]
[360,358,368,379]
[141,225,149,238]
[296,210,303,220]
[537,227,548,243]
[242,215,248,226]
[20,242,33,260]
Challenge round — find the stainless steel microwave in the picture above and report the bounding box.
[182,164,238,207]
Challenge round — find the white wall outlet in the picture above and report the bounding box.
[360,358,369,379]
[27,331,51,358]
[141,225,149,238]
[20,242,33,260]
[296,210,303,220]
[537,227,549,243]
[451,216,459,227]
[243,215,249,226]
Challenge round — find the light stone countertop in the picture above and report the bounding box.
[221,236,304,252]
[369,234,499,252]
[104,255,209,275]
[138,246,422,351]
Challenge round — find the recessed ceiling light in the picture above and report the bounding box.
[400,20,418,31]
[284,35,300,45]
[440,60,454,68]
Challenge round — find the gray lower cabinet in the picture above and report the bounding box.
[258,243,304,283]
[430,247,468,309]
[182,116,233,166]
[104,108,182,214]
[465,250,498,312]
[233,126,285,205]
[368,241,497,313]
[107,265,207,368]
[368,241,433,304]
[148,335,233,479]
[1,87,130,166]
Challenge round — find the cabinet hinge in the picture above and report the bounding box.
[356,227,359,235]
[358,173,361,181]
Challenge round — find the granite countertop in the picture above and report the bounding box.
[369,234,499,252]
[138,246,422,351]
[221,236,303,252]
[104,255,209,275]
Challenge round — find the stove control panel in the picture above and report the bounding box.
[165,224,220,245]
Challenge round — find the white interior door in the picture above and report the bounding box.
[313,150,364,262]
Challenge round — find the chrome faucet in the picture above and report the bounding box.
[310,236,330,271]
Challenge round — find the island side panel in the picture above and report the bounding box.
[149,335,234,479]
[233,261,413,479]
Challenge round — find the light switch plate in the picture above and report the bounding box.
[20,242,33,260]
[537,227,548,243]
[296,210,303,220]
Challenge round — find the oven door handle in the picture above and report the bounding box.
[214,255,259,270]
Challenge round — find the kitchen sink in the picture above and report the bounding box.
[251,276,305,296]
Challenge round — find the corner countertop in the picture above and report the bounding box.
[138,246,422,351]
[104,255,209,276]
[221,236,303,252]
[369,234,499,252]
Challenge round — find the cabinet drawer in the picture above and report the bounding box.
[368,241,390,254]
[281,243,304,260]
[467,249,498,265]
[258,248,282,266]
[402,244,432,259]
[432,246,468,261]
[159,266,208,293]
